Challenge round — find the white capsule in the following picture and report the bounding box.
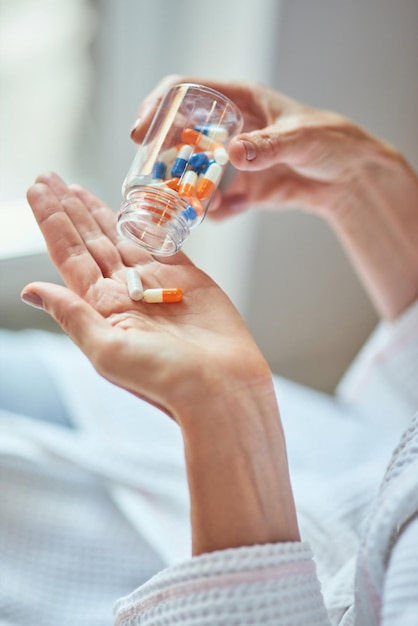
[159,147,178,165]
[213,145,229,165]
[159,147,178,176]
[196,124,229,142]
[127,268,144,301]
[209,126,228,142]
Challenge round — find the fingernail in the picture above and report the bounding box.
[21,291,44,310]
[239,139,257,161]
[130,117,141,138]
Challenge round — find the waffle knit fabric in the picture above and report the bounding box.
[113,298,418,626]
[0,298,417,625]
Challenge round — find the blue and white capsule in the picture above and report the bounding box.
[152,161,166,182]
[171,144,193,177]
[182,206,197,223]
[189,152,210,174]
[194,124,229,142]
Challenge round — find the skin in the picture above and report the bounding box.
[132,75,418,320]
[22,172,299,554]
[21,76,418,555]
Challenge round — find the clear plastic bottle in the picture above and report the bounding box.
[117,83,243,256]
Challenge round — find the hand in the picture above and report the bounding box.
[21,172,300,553]
[21,172,270,424]
[130,74,398,220]
[133,75,418,320]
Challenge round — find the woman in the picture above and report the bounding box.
[21,76,418,625]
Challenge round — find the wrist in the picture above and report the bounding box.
[328,142,418,319]
[176,369,300,555]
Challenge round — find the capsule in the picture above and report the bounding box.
[164,177,181,191]
[196,162,223,200]
[182,206,197,222]
[159,147,178,175]
[213,144,229,166]
[127,268,144,301]
[159,147,178,165]
[143,288,183,303]
[181,128,213,150]
[179,170,198,197]
[185,194,204,216]
[189,152,210,173]
[171,144,193,177]
[152,161,166,182]
[194,124,229,142]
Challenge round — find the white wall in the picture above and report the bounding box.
[246,0,418,391]
[2,0,417,394]
[86,0,281,316]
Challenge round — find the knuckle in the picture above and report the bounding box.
[258,134,280,162]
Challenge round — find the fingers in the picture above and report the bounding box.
[35,172,127,277]
[20,281,178,419]
[68,183,120,244]
[27,183,103,295]
[209,165,342,220]
[130,74,184,143]
[130,75,270,144]
[228,112,359,181]
[21,281,116,361]
[227,123,314,172]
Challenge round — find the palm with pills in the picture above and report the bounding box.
[22,173,268,423]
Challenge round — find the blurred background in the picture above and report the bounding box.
[1,0,417,392]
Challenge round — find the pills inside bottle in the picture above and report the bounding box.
[117,83,243,256]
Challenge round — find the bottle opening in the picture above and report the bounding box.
[117,187,190,256]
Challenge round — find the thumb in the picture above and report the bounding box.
[21,282,111,355]
[228,123,318,173]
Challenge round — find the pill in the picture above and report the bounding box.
[185,195,204,216]
[171,144,193,177]
[202,158,216,172]
[152,161,166,181]
[194,124,229,142]
[213,144,229,165]
[196,162,223,200]
[127,268,144,301]
[164,177,181,190]
[189,152,210,173]
[159,147,178,164]
[182,206,197,222]
[160,147,178,174]
[179,170,198,197]
[143,288,183,303]
[181,128,213,150]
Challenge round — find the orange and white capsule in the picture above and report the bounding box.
[181,128,213,150]
[196,162,223,200]
[179,170,198,197]
[143,288,183,303]
[164,176,181,191]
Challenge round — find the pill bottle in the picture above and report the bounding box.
[117,83,243,255]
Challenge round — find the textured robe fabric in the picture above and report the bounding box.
[0,298,417,625]
[114,299,418,626]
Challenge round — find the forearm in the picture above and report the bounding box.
[329,148,418,320]
[174,372,300,556]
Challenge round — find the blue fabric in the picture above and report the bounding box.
[0,329,73,428]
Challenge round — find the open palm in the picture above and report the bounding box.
[23,173,264,421]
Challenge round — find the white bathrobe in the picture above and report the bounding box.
[0,298,417,625]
